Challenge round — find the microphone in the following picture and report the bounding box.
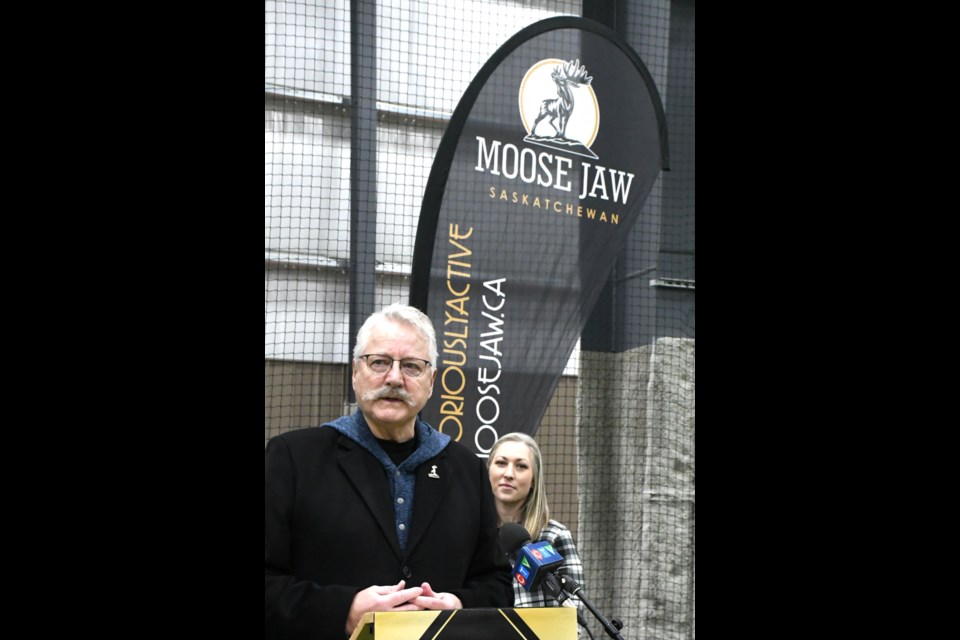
[498,523,565,593]
[557,574,626,640]
[498,521,532,566]
[540,572,577,608]
[500,524,624,639]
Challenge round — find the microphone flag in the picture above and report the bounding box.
[512,540,565,591]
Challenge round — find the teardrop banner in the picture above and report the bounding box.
[410,16,669,457]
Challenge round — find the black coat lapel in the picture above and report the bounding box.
[336,436,402,560]
[406,450,450,557]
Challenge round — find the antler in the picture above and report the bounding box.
[562,59,593,85]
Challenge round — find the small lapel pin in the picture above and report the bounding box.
[428,465,440,479]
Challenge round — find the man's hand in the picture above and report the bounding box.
[412,582,463,610]
[346,580,424,635]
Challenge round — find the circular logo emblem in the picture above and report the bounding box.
[519,58,599,151]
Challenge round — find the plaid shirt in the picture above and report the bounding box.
[512,519,585,622]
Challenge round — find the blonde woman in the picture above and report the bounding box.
[487,432,586,616]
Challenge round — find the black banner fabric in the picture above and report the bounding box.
[410,17,668,457]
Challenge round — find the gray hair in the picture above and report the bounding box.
[352,303,438,366]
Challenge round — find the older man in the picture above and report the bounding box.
[265,304,513,638]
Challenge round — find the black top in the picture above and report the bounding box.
[376,432,419,466]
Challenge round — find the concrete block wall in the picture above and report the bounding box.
[577,337,695,639]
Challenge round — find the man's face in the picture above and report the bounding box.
[352,319,436,438]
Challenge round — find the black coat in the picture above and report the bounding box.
[265,424,513,639]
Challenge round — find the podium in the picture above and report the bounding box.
[348,607,576,640]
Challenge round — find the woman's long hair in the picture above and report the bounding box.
[488,432,550,538]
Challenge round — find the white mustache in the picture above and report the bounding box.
[362,386,416,406]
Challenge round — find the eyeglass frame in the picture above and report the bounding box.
[357,354,434,378]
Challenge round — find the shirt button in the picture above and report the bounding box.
[398,523,406,531]
[403,566,412,578]
[395,470,401,476]
[397,497,404,504]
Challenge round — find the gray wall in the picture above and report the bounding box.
[578,338,695,639]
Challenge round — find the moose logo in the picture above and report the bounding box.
[519,58,599,159]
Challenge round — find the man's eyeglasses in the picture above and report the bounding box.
[358,354,433,378]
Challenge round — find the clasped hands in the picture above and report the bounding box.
[346,580,462,635]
